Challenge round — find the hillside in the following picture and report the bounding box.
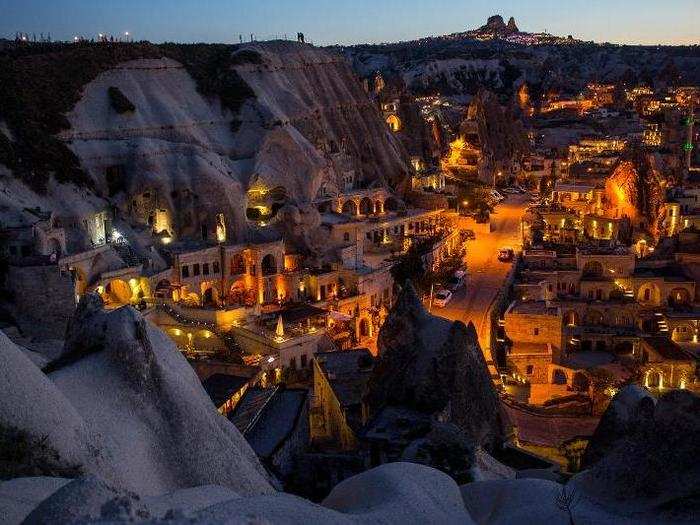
[340,17,700,97]
[0,41,411,251]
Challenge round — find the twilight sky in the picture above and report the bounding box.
[1,0,698,46]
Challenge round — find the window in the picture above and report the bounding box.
[533,328,539,336]
[213,262,220,274]
[181,265,189,278]
[644,288,651,301]
[366,232,372,240]
[344,232,350,242]
[203,263,210,276]
[193,264,200,276]
[301,354,308,368]
[526,365,534,375]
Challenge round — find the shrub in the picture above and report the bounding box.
[0,423,82,480]
[108,86,135,113]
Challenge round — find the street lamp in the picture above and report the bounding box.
[458,199,468,214]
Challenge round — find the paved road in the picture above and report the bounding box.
[430,194,529,364]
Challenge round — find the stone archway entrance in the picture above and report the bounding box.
[104,279,132,305]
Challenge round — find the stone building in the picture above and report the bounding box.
[638,336,697,390]
[310,349,374,451]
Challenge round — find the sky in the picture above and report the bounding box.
[1,0,698,46]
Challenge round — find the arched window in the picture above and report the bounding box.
[261,254,277,276]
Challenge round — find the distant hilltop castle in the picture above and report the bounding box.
[480,15,520,35]
[465,14,577,45]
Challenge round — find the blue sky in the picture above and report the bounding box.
[1,0,698,45]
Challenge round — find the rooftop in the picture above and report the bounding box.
[509,342,552,356]
[229,386,307,459]
[201,373,250,408]
[642,336,695,361]
[315,349,374,409]
[507,301,560,316]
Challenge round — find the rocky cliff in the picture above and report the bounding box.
[0,42,412,253]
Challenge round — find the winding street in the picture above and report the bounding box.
[431,194,529,368]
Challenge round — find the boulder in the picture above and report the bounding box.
[582,384,655,467]
[573,388,700,520]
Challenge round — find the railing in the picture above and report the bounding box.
[156,301,242,354]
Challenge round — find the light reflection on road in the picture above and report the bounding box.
[430,194,529,362]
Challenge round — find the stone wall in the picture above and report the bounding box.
[6,264,75,339]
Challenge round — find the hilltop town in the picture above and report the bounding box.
[0,14,699,524]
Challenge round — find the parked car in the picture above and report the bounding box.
[497,247,515,262]
[490,189,505,202]
[447,270,467,291]
[433,289,453,308]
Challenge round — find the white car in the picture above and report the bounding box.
[433,289,453,308]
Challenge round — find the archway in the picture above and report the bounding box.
[261,254,277,276]
[385,196,401,212]
[230,253,245,275]
[342,200,358,216]
[359,197,374,216]
[572,372,590,392]
[646,370,662,389]
[668,288,691,307]
[672,324,693,343]
[637,283,660,305]
[105,279,132,305]
[582,260,604,278]
[564,310,579,327]
[386,114,401,132]
[552,369,568,385]
[202,285,218,306]
[359,318,370,338]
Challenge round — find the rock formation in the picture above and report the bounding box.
[506,17,519,33]
[0,42,412,256]
[581,385,655,467]
[0,294,272,497]
[0,294,479,524]
[365,281,504,449]
[605,148,667,236]
[573,386,700,521]
[470,89,529,183]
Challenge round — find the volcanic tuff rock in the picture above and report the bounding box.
[365,281,504,448]
[604,148,667,236]
[0,294,272,497]
[572,387,700,520]
[581,385,655,467]
[0,294,479,524]
[0,42,412,254]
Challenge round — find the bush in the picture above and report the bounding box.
[0,423,82,480]
[0,42,255,192]
[108,86,135,113]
